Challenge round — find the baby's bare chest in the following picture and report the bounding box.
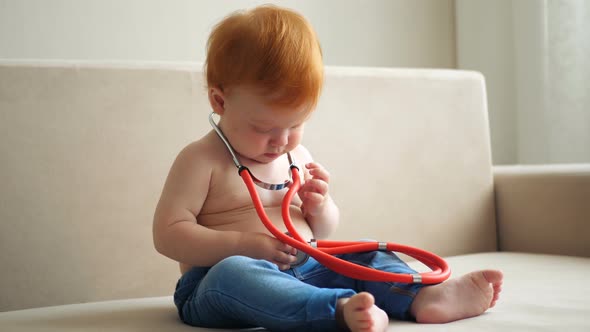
[202,161,303,216]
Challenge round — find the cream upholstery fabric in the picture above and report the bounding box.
[494,164,590,257]
[1,63,203,311]
[307,67,497,256]
[1,62,589,331]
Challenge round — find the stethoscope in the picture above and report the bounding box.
[209,112,450,284]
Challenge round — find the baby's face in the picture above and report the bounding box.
[218,86,311,164]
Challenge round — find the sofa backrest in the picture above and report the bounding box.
[0,62,497,311]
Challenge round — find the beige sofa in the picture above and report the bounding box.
[1,61,589,331]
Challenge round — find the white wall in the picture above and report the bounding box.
[456,0,590,165]
[455,0,516,165]
[0,0,455,68]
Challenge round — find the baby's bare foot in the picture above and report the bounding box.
[338,292,388,332]
[410,270,503,323]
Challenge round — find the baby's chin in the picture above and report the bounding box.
[239,151,288,164]
[251,155,280,164]
[238,153,276,165]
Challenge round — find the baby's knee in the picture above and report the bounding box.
[203,256,276,294]
[211,255,275,276]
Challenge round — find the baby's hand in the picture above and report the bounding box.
[298,162,330,218]
[240,232,298,270]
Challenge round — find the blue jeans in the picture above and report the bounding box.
[174,251,424,331]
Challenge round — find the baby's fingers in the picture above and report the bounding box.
[273,250,298,270]
[278,242,298,256]
[302,191,325,205]
[306,163,330,182]
[302,178,329,196]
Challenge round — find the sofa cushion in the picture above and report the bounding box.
[1,252,588,331]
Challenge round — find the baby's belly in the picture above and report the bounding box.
[180,205,313,274]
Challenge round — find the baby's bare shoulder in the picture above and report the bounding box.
[165,131,227,187]
[176,131,226,165]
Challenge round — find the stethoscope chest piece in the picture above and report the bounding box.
[285,232,311,267]
[291,249,310,268]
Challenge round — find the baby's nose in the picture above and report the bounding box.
[270,130,289,147]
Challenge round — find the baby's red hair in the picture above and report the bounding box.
[205,5,323,111]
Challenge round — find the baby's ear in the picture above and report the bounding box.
[208,87,225,115]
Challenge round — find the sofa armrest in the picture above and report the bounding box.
[493,164,590,257]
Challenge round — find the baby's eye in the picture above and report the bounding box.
[291,123,303,129]
[253,125,272,134]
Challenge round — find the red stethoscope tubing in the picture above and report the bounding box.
[239,165,451,284]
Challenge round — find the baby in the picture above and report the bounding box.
[153,5,502,331]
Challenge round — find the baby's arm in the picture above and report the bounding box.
[296,146,340,239]
[152,142,243,267]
